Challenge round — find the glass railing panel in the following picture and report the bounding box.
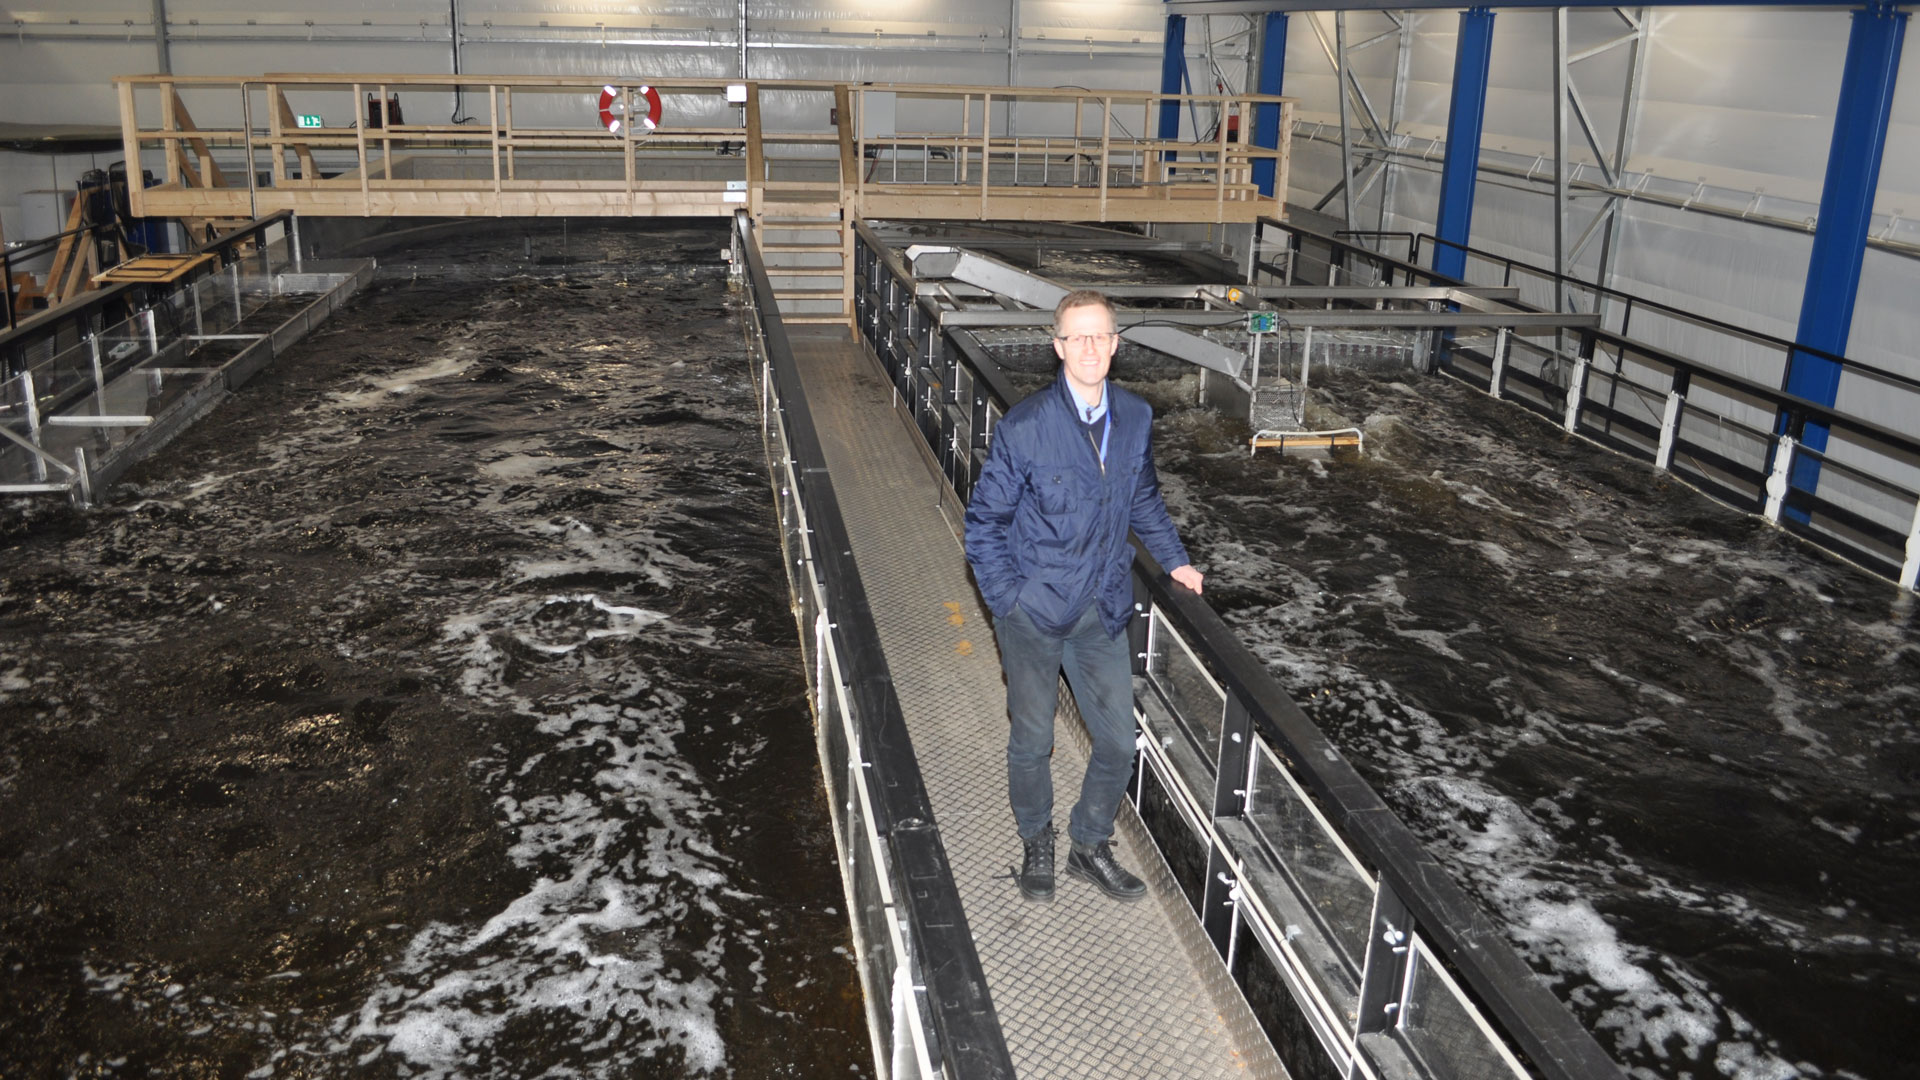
[1246,741,1375,971]
[1146,608,1225,770]
[1397,935,1530,1080]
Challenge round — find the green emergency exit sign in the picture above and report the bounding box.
[296,115,323,129]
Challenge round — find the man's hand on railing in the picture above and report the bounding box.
[1171,564,1204,595]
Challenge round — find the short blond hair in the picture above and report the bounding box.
[1053,289,1116,336]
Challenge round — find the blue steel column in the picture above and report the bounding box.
[1253,13,1289,197]
[1433,8,1496,282]
[1780,2,1907,519]
[1159,14,1188,142]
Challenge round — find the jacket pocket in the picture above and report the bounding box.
[1036,471,1075,516]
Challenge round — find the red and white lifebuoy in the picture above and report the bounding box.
[598,84,662,134]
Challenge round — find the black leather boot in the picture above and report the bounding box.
[1065,839,1146,900]
[1018,827,1055,901]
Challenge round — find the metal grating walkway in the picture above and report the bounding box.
[789,328,1281,1080]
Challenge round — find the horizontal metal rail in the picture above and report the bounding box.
[1260,217,1920,591]
[937,307,1598,330]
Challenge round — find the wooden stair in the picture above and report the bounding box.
[755,188,854,330]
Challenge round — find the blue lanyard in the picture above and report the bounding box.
[1084,406,1111,471]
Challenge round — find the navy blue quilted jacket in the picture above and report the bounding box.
[964,373,1191,638]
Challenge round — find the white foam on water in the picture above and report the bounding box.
[336,557,748,1076]
[506,518,717,600]
[323,332,493,409]
[1395,775,1806,1073]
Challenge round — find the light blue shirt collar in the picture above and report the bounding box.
[1076,382,1109,425]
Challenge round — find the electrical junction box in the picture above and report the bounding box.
[1247,311,1277,334]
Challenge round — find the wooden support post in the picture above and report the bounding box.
[380,83,393,182]
[268,83,286,185]
[158,82,181,187]
[118,80,146,218]
[1099,97,1112,221]
[354,82,371,215]
[960,94,971,185]
[504,86,516,180]
[980,91,992,218]
[490,85,503,214]
[1215,93,1230,216]
[271,83,316,180]
[835,84,857,207]
[171,91,227,187]
[744,83,763,220]
[43,196,88,303]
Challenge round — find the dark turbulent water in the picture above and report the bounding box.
[1129,362,1920,1079]
[0,222,864,1079]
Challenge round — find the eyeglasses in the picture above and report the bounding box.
[1054,333,1119,349]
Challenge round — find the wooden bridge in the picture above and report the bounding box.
[115,73,1291,325]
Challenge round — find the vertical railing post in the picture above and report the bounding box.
[1487,326,1510,397]
[1354,879,1413,1041]
[1764,432,1797,522]
[21,371,46,482]
[71,446,93,508]
[1655,370,1690,472]
[1900,499,1920,591]
[89,333,107,415]
[1300,325,1315,394]
[1200,696,1254,958]
[1563,342,1591,434]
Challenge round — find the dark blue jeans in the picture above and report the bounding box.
[995,603,1137,848]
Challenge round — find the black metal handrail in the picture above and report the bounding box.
[736,213,1014,1080]
[1415,232,1920,398]
[853,219,1626,1080]
[1254,217,1920,585]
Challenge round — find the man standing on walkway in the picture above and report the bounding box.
[964,289,1204,903]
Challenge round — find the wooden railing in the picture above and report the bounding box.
[113,73,1290,225]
